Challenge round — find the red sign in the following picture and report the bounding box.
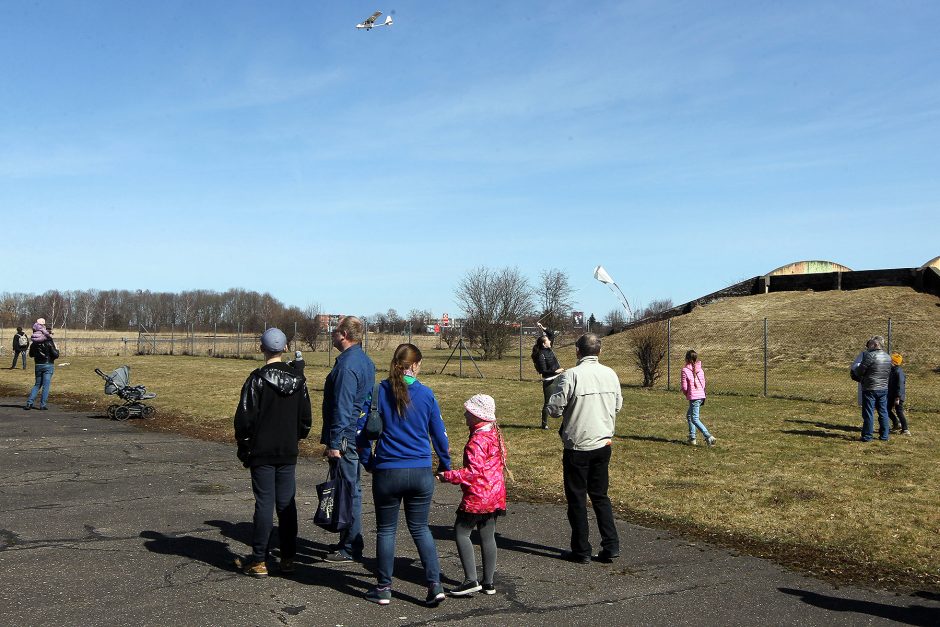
[442,313,450,327]
[434,324,441,333]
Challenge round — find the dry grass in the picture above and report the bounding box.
[2,287,938,592]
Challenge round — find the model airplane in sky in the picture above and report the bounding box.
[356,11,393,30]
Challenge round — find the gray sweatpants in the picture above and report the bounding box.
[454,517,497,585]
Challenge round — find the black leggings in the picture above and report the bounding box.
[889,398,908,431]
[454,517,497,585]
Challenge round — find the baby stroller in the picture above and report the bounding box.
[94,365,157,420]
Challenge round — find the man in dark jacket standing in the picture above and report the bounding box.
[11,327,29,369]
[853,335,892,442]
[234,328,312,577]
[321,315,375,563]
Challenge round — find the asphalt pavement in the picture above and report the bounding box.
[1,398,937,626]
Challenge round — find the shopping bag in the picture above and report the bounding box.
[313,462,352,532]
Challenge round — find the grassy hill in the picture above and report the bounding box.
[605,286,940,410]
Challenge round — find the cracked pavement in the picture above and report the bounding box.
[1,398,937,626]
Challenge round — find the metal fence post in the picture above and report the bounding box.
[214,323,218,357]
[887,318,892,354]
[170,324,175,356]
[666,318,671,390]
[763,318,768,397]
[519,321,523,381]
[237,324,241,357]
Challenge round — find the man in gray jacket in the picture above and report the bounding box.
[853,335,892,442]
[547,333,622,564]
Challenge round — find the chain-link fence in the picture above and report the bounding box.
[615,318,940,412]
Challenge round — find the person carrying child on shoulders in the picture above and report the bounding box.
[438,394,509,596]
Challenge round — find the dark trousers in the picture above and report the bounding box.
[541,380,554,426]
[12,349,27,369]
[249,464,298,562]
[889,397,908,431]
[562,446,619,558]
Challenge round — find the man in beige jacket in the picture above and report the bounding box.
[547,333,622,564]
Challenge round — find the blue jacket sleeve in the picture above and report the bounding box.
[898,368,906,400]
[328,365,360,450]
[427,394,451,471]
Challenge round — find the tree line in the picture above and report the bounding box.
[0,288,320,336]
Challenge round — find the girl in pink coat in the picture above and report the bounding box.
[438,394,508,596]
[681,350,716,446]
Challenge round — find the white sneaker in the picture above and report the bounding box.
[707,436,717,447]
[688,438,698,446]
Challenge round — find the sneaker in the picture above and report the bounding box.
[449,580,482,596]
[234,556,268,578]
[24,405,31,410]
[687,438,697,446]
[323,551,354,564]
[366,586,392,605]
[425,583,446,606]
[596,549,620,563]
[279,558,296,574]
[481,583,496,595]
[707,436,717,447]
[560,550,590,564]
[902,430,911,436]
[541,423,549,430]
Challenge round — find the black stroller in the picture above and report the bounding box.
[94,365,157,420]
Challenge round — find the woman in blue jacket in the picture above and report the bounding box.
[361,343,451,607]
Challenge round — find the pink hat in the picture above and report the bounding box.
[36,318,46,325]
[464,394,496,422]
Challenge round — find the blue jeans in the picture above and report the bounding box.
[12,349,26,369]
[372,466,440,587]
[335,447,363,558]
[27,363,55,408]
[249,464,298,562]
[686,399,711,440]
[862,389,890,441]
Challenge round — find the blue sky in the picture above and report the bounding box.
[2,1,938,322]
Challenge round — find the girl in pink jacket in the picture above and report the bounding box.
[438,394,508,596]
[681,350,716,446]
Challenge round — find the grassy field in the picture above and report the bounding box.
[3,287,938,591]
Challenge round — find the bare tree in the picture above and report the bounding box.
[629,320,668,387]
[297,303,322,351]
[605,308,627,332]
[456,266,533,360]
[637,299,674,320]
[537,268,575,330]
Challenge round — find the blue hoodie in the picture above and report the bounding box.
[360,378,451,471]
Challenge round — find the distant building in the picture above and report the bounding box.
[767,260,852,275]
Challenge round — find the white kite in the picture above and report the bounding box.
[356,11,393,30]
[593,265,634,320]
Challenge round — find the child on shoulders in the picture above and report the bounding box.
[31,318,53,343]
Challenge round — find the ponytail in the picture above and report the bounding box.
[389,343,422,416]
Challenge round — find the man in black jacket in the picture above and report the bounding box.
[853,335,892,442]
[233,328,312,577]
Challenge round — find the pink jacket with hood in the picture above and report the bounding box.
[681,361,707,401]
[440,424,507,514]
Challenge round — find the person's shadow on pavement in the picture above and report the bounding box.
[779,588,939,626]
[140,529,240,570]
